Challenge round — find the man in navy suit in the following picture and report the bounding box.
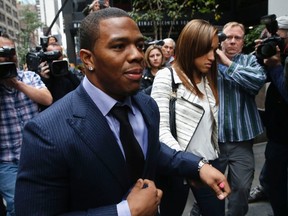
[15,7,230,215]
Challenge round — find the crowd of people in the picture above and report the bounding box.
[0,2,287,216]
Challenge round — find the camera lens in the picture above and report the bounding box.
[256,42,277,59]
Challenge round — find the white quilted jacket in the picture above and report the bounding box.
[151,67,219,154]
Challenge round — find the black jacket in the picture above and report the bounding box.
[264,63,288,144]
[40,69,81,111]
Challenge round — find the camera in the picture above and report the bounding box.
[0,62,17,79]
[0,46,16,58]
[256,14,286,59]
[26,50,68,77]
[40,36,49,51]
[218,32,227,43]
[0,46,17,79]
[49,60,69,77]
[147,40,165,46]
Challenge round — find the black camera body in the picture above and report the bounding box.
[256,14,286,59]
[40,36,49,51]
[0,46,17,79]
[26,50,68,77]
[0,46,16,58]
[0,62,17,79]
[218,32,227,43]
[48,60,69,77]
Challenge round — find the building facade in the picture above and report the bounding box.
[0,0,19,40]
[36,0,64,46]
[61,0,270,64]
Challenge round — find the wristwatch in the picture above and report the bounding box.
[198,159,209,171]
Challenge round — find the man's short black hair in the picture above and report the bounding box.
[79,7,131,51]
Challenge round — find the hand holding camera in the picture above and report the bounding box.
[255,14,286,59]
[39,61,50,79]
[0,77,18,89]
[0,46,18,79]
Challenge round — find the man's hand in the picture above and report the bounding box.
[0,77,19,89]
[254,38,282,67]
[198,164,230,200]
[216,49,232,66]
[127,179,162,216]
[39,61,50,79]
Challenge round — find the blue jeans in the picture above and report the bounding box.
[0,162,18,216]
[190,159,225,216]
[157,175,189,216]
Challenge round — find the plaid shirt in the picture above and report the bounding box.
[0,70,46,162]
[218,54,266,143]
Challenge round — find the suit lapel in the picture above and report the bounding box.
[67,86,130,190]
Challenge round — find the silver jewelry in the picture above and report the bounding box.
[198,159,210,171]
[88,66,93,71]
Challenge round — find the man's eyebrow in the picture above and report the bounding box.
[108,36,144,43]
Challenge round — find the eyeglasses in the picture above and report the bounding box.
[225,35,244,41]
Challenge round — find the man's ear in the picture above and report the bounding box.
[79,49,94,70]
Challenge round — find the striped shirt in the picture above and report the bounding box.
[0,70,46,162]
[218,54,266,143]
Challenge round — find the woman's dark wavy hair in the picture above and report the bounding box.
[174,19,218,104]
[80,7,131,51]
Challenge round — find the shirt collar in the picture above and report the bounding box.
[82,76,136,116]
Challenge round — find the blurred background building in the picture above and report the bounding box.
[0,0,19,40]
[36,0,64,46]
[62,0,269,64]
[8,0,288,65]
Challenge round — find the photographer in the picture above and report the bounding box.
[0,33,52,215]
[38,42,81,111]
[253,15,288,216]
[215,21,266,216]
[82,0,110,16]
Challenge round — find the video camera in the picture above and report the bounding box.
[26,50,68,77]
[143,39,164,52]
[0,46,17,79]
[26,36,69,77]
[40,36,49,51]
[256,14,286,59]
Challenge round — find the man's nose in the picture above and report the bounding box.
[129,46,143,62]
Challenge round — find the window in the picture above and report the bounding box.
[6,5,11,14]
[7,17,12,26]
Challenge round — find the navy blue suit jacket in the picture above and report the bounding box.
[15,84,200,215]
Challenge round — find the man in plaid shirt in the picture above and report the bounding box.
[0,33,52,215]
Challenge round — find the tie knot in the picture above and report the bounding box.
[110,105,130,123]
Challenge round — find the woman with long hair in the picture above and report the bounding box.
[151,19,224,216]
